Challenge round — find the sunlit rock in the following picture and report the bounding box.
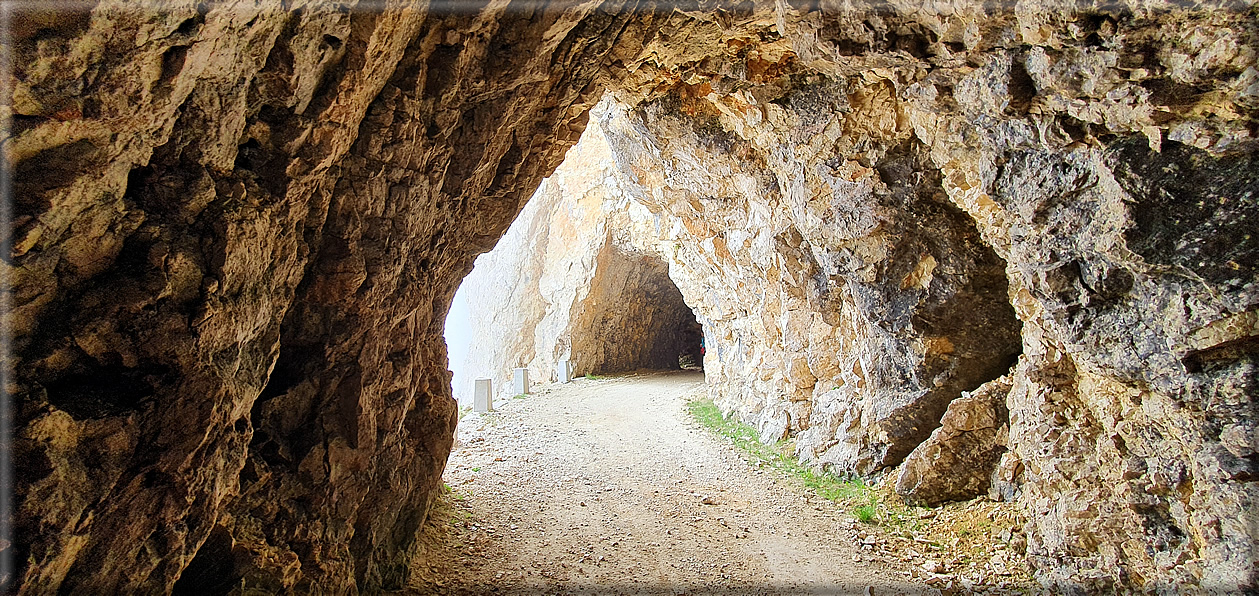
[895,376,1012,507]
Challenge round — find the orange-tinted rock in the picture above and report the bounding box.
[896,377,1012,507]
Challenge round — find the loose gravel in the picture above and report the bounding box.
[405,371,935,595]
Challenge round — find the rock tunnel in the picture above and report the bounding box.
[8,2,1258,594]
[567,247,702,375]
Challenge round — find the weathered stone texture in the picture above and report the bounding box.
[9,2,651,593]
[461,4,1258,593]
[8,1,1258,594]
[896,377,1012,507]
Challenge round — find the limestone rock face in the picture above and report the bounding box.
[460,4,1258,593]
[9,3,649,593]
[896,377,1012,507]
[10,1,1259,594]
[993,140,1259,592]
[598,8,1259,592]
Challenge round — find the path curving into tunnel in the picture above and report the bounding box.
[411,372,929,594]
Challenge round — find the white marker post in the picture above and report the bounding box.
[473,378,493,412]
[556,359,572,383]
[512,367,530,396]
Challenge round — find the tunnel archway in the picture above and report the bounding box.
[567,245,702,376]
[12,2,1256,593]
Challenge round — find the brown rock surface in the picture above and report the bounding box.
[895,377,1012,507]
[9,3,650,593]
[8,1,1258,594]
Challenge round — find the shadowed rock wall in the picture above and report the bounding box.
[8,2,660,592]
[9,1,1258,594]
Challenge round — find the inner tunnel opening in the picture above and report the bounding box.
[568,247,702,376]
[442,97,708,408]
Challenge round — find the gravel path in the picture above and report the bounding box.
[409,371,930,595]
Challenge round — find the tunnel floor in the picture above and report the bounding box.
[406,372,933,594]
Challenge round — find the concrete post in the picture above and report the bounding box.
[556,359,572,383]
[512,367,530,395]
[473,378,493,412]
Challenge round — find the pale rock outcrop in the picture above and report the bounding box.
[896,376,1012,507]
[453,103,689,403]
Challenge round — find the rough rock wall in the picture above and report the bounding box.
[8,2,660,592]
[595,5,1259,593]
[988,134,1259,592]
[463,4,1258,593]
[9,1,1258,594]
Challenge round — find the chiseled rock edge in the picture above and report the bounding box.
[896,376,1012,507]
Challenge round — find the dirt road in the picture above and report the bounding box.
[408,371,930,595]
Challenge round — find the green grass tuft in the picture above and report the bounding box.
[687,397,879,522]
[687,399,763,453]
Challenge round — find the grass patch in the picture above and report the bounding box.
[687,398,765,455]
[688,399,1034,588]
[687,397,884,522]
[442,482,466,501]
[583,373,604,380]
[512,393,527,400]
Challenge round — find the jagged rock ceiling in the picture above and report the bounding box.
[7,1,1257,593]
